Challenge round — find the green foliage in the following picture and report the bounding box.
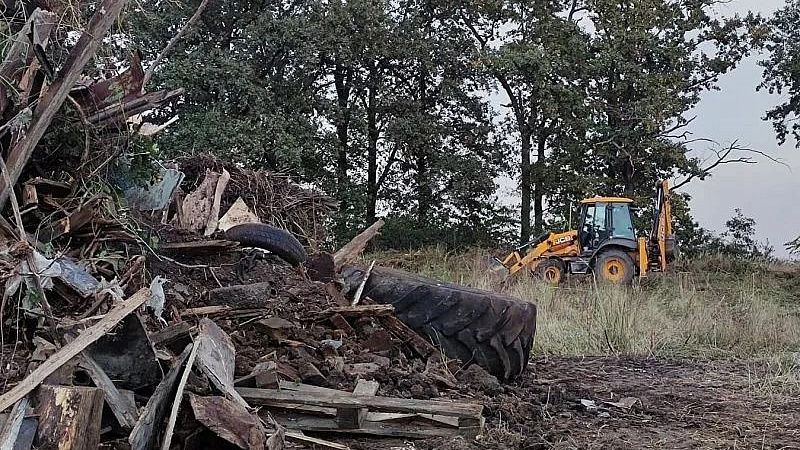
[681,208,774,260]
[123,0,763,250]
[759,0,800,147]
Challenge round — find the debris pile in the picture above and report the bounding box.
[0,2,537,449]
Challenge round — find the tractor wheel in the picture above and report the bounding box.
[341,266,537,380]
[594,249,635,284]
[224,223,307,266]
[534,259,564,285]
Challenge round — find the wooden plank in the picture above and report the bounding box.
[35,386,104,450]
[38,197,105,243]
[188,394,266,450]
[275,415,457,439]
[277,381,343,396]
[149,321,194,351]
[352,380,379,396]
[180,306,231,317]
[195,319,249,408]
[0,287,150,412]
[0,398,28,450]
[0,0,133,209]
[317,305,395,318]
[378,315,439,359]
[339,379,380,429]
[128,344,193,450]
[159,342,199,450]
[78,353,139,430]
[284,430,348,450]
[333,219,385,270]
[236,388,482,419]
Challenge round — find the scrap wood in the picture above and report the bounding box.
[0,287,150,412]
[235,388,483,420]
[78,353,138,430]
[339,380,379,429]
[0,9,58,114]
[195,318,250,409]
[205,168,231,236]
[128,344,193,450]
[350,260,375,306]
[85,314,161,391]
[180,305,231,317]
[378,315,439,359]
[149,321,194,349]
[37,197,106,243]
[333,219,385,270]
[316,304,395,319]
[284,430,348,450]
[218,197,260,232]
[188,394,267,450]
[35,385,104,450]
[273,415,460,439]
[177,170,223,233]
[0,397,28,450]
[159,341,199,450]
[0,0,133,210]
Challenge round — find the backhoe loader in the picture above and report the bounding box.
[493,179,678,284]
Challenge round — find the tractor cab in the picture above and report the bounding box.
[577,197,637,254]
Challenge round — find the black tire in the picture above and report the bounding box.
[534,259,564,285]
[342,266,537,380]
[224,223,307,266]
[594,249,635,284]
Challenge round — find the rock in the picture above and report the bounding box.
[457,364,503,395]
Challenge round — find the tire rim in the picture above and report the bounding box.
[543,266,561,284]
[602,259,626,282]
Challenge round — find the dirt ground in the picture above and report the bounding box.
[411,355,800,450]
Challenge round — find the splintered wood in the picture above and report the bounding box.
[0,288,151,412]
[236,383,484,439]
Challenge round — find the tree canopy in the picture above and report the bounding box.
[125,0,766,250]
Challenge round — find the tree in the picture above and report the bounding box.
[759,0,800,148]
[582,0,759,204]
[460,0,592,242]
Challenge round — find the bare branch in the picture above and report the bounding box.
[673,140,788,190]
[142,0,211,90]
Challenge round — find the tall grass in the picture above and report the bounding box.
[366,247,800,359]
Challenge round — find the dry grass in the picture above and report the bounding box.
[367,246,800,360]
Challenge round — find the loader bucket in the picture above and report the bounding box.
[486,256,510,275]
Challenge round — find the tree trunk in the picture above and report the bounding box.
[334,63,352,229]
[520,130,532,243]
[365,66,379,225]
[533,131,547,234]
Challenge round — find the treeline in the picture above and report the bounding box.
[125,0,793,250]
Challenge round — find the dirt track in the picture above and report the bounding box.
[453,356,800,450]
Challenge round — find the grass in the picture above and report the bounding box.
[365,247,800,360]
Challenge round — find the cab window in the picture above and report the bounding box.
[610,204,635,240]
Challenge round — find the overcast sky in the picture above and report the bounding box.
[682,0,798,258]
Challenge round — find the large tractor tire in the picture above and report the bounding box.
[342,266,537,380]
[594,249,635,284]
[224,223,307,266]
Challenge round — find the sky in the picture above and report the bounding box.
[682,0,798,258]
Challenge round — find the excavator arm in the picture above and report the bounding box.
[650,179,674,272]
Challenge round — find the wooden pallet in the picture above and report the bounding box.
[236,380,484,439]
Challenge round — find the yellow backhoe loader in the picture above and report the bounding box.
[493,179,678,284]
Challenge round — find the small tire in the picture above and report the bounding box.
[224,223,307,266]
[342,266,537,380]
[534,259,564,285]
[594,249,635,284]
